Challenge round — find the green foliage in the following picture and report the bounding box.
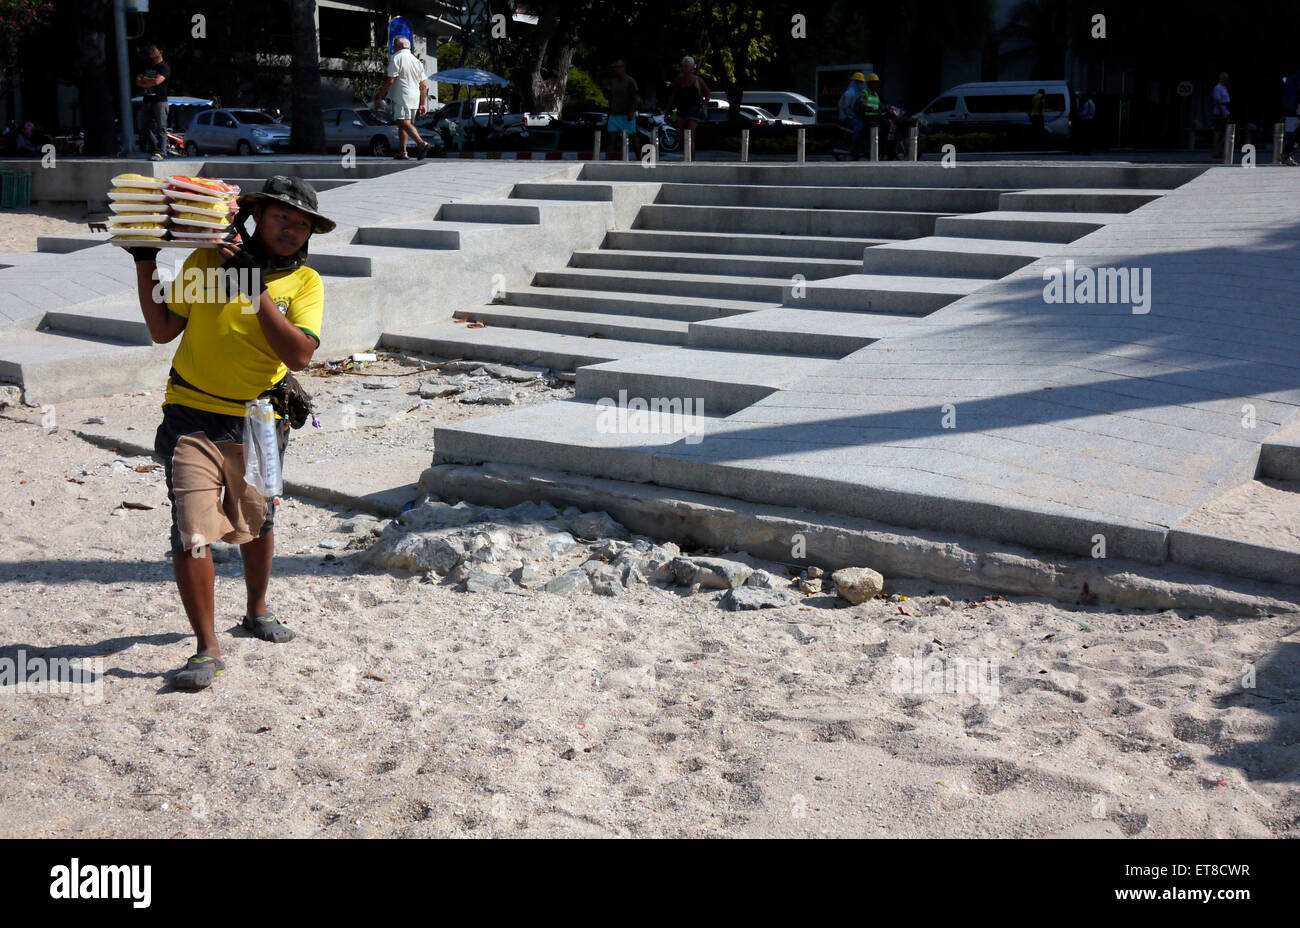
[563,65,606,111]
[342,46,389,105]
[0,0,52,34]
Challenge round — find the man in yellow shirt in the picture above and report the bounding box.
[127,175,335,689]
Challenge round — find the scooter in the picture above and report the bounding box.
[635,110,679,153]
[833,106,916,161]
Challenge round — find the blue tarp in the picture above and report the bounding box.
[427,68,509,87]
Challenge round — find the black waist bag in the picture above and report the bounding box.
[169,367,314,430]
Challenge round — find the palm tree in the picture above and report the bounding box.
[288,0,324,154]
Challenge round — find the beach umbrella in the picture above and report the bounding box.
[426,68,509,87]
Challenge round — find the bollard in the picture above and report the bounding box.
[1274,122,1286,164]
[621,131,629,162]
[593,130,602,161]
[796,128,805,162]
[907,126,919,162]
[869,126,879,162]
[684,128,693,162]
[1222,124,1235,166]
[740,129,749,162]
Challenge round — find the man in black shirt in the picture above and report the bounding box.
[135,44,171,160]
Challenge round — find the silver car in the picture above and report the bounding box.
[183,108,290,155]
[322,107,412,157]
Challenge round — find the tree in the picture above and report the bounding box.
[515,0,594,113]
[70,0,116,154]
[288,0,323,153]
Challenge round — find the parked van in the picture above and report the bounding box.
[915,81,1075,138]
[710,91,818,125]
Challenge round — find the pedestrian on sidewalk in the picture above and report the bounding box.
[664,56,711,150]
[1211,72,1232,160]
[124,175,334,690]
[1077,93,1097,154]
[373,36,431,160]
[606,59,640,160]
[134,44,170,160]
[1028,88,1047,146]
[1280,67,1300,165]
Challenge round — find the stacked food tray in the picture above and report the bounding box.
[105,173,241,248]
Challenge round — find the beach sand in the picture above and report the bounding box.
[0,203,93,254]
[0,371,1296,838]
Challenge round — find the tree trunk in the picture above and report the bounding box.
[74,0,116,155]
[289,0,324,154]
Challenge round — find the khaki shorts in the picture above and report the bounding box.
[155,403,288,554]
[391,102,419,121]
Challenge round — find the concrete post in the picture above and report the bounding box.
[113,0,135,154]
[869,126,879,162]
[621,132,629,162]
[684,129,693,162]
[1274,122,1286,164]
[907,126,918,161]
[1222,124,1235,166]
[796,128,805,162]
[740,129,749,162]
[593,130,602,161]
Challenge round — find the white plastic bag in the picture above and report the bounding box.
[243,398,283,499]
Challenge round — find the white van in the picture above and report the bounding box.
[710,91,818,125]
[916,81,1075,138]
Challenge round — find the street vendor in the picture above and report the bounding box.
[125,175,334,690]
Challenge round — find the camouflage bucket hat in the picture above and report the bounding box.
[236,175,336,234]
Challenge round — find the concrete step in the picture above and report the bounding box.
[504,286,773,322]
[223,177,355,193]
[860,236,1060,279]
[574,347,835,416]
[635,203,944,239]
[454,304,690,345]
[41,301,152,345]
[786,273,989,315]
[0,329,172,405]
[687,307,918,357]
[936,211,1125,244]
[511,182,615,201]
[380,322,670,372]
[998,188,1168,213]
[308,242,451,277]
[604,228,897,260]
[355,220,519,249]
[533,267,788,303]
[569,248,861,280]
[1260,422,1300,482]
[655,182,1008,213]
[433,399,721,482]
[436,201,541,224]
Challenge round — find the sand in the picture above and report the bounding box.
[0,204,93,254]
[0,371,1297,838]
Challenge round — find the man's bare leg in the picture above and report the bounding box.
[241,530,274,619]
[174,547,219,657]
[398,118,425,149]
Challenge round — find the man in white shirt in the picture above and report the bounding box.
[1212,72,1231,160]
[372,36,431,160]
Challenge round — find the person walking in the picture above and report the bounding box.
[1077,93,1097,154]
[1211,72,1231,160]
[1029,88,1047,146]
[124,176,335,690]
[134,44,170,160]
[373,36,430,160]
[1280,68,1300,165]
[606,59,640,160]
[664,56,711,150]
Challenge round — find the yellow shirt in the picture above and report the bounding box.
[164,247,323,417]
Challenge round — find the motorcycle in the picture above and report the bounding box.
[833,105,916,161]
[634,110,679,154]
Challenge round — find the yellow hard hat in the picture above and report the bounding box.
[867,72,881,83]
[851,71,866,82]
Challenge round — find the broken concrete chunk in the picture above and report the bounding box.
[567,510,631,540]
[832,566,885,605]
[544,569,593,596]
[721,587,801,611]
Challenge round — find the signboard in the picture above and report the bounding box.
[389,16,414,54]
[1176,80,1194,98]
[815,63,872,124]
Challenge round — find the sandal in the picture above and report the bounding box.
[243,612,296,643]
[172,654,226,690]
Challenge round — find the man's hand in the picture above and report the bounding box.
[217,242,267,297]
[418,102,427,117]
